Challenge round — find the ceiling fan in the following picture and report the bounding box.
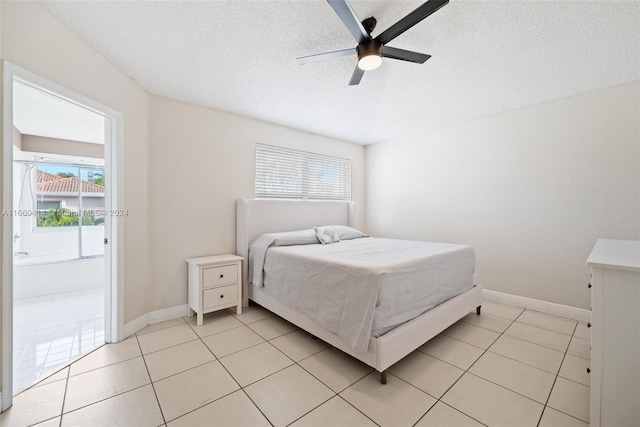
[297,0,449,85]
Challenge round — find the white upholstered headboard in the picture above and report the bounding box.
[236,198,355,306]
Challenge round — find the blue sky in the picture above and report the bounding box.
[39,165,103,181]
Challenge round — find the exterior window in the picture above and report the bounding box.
[36,201,61,211]
[35,166,105,227]
[255,144,351,201]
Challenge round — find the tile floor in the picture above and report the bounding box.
[1,300,590,427]
[13,287,104,392]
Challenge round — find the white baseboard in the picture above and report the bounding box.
[149,304,188,325]
[482,289,591,323]
[122,304,189,339]
[123,313,149,338]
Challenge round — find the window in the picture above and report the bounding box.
[255,144,351,200]
[35,165,105,228]
[37,201,61,211]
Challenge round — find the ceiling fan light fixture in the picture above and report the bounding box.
[357,53,382,71]
[298,0,448,85]
[356,40,383,71]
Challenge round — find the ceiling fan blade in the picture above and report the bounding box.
[349,65,364,86]
[327,0,371,44]
[375,0,448,45]
[381,46,431,64]
[297,48,356,65]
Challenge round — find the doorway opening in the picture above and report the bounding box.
[2,63,122,407]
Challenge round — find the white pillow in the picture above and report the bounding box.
[271,229,319,246]
[327,225,369,240]
[314,226,340,244]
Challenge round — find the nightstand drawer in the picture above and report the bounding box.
[187,254,243,326]
[203,284,238,309]
[203,264,237,288]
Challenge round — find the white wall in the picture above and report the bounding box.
[1,1,151,325]
[12,127,20,150]
[14,257,104,300]
[14,226,105,262]
[148,95,366,311]
[21,134,103,159]
[366,81,640,310]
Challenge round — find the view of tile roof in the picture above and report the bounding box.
[37,170,61,183]
[36,170,104,194]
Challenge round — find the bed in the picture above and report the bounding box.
[236,198,482,384]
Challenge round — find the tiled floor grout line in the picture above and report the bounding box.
[442,303,585,422]
[516,320,576,335]
[464,313,576,345]
[282,393,336,427]
[465,309,577,412]
[228,340,296,388]
[15,343,105,398]
[440,400,489,427]
[59,383,153,420]
[538,322,591,425]
[134,334,168,426]
[535,321,580,427]
[55,368,71,427]
[481,348,561,376]
[501,330,572,353]
[67,353,137,378]
[456,317,577,373]
[148,358,218,384]
[58,366,71,427]
[182,315,277,427]
[294,361,411,427]
[188,314,378,427]
[50,330,231,423]
[410,306,522,427]
[383,371,453,426]
[487,308,590,425]
[169,305,587,426]
[239,388,276,427]
[140,336,201,357]
[12,303,590,426]
[333,394,383,427]
[370,307,525,425]
[293,351,378,426]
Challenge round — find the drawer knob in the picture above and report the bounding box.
[220,274,224,278]
[587,367,591,374]
[587,322,591,328]
[587,283,592,289]
[220,294,224,299]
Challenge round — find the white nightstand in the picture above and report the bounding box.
[186,254,243,326]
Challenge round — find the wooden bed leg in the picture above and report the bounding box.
[380,370,388,385]
[476,305,481,315]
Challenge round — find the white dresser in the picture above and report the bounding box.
[187,254,243,326]
[587,239,640,427]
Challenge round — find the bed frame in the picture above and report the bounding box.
[236,198,482,383]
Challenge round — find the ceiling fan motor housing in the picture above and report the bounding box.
[357,39,382,59]
[362,16,377,34]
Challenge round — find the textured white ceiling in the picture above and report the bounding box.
[41,1,639,145]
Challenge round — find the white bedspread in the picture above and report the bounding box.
[250,237,475,352]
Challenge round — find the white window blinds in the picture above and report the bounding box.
[255,144,352,201]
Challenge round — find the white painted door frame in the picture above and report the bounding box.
[1,61,124,411]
